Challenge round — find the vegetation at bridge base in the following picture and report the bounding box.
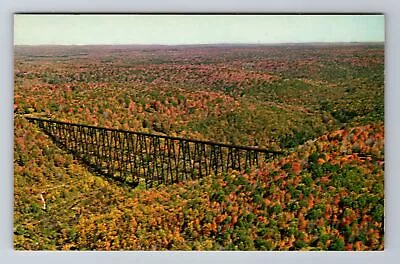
[14,44,384,250]
[14,116,384,250]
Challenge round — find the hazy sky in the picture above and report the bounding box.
[14,14,384,45]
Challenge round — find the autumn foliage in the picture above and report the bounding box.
[14,44,384,250]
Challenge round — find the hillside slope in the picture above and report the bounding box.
[14,116,384,250]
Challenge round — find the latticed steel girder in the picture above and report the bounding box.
[26,117,283,188]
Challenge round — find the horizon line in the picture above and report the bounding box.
[14,41,385,47]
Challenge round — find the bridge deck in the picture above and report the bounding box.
[26,116,284,188]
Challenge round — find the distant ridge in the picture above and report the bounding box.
[14,41,384,48]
